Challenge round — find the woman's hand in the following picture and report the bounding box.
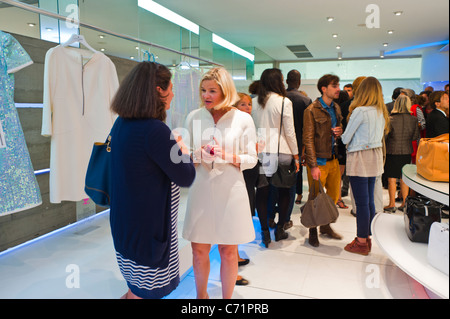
[172,131,189,155]
[193,147,215,163]
[210,137,240,168]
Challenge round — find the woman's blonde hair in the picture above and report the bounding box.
[348,76,390,134]
[392,95,412,114]
[352,76,367,96]
[200,67,239,110]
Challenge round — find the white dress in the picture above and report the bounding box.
[166,67,202,130]
[42,46,119,203]
[182,107,257,245]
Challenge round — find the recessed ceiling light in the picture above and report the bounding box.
[336,45,341,49]
[46,28,53,32]
[338,52,343,60]
[327,17,334,22]
[213,34,255,61]
[383,43,389,47]
[99,35,106,39]
[388,30,394,34]
[380,50,385,58]
[394,11,403,16]
[139,0,200,35]
[332,34,338,38]
[130,56,135,60]
[100,48,106,52]
[27,23,36,27]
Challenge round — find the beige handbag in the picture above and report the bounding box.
[416,133,449,182]
[300,180,339,228]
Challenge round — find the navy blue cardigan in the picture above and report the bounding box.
[109,117,195,268]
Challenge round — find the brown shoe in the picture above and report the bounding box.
[344,238,370,256]
[319,224,342,240]
[283,220,293,230]
[308,228,319,247]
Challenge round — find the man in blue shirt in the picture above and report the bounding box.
[303,74,343,247]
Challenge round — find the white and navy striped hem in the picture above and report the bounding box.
[116,182,181,292]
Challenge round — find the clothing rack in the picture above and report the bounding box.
[0,0,223,67]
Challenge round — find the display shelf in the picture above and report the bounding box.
[402,164,449,206]
[372,213,449,299]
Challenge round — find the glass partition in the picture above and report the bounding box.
[0,0,255,78]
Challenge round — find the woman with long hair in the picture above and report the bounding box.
[251,68,300,248]
[384,95,420,212]
[109,62,196,299]
[341,77,390,255]
[183,67,257,299]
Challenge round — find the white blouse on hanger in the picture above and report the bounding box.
[42,46,119,203]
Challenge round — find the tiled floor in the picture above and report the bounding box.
[168,207,432,299]
[0,180,442,299]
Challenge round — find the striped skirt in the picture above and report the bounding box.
[116,182,181,299]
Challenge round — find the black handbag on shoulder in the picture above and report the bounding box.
[404,195,442,243]
[85,134,112,207]
[271,98,297,189]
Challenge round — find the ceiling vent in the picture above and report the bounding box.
[287,45,313,58]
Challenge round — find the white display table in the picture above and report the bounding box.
[402,164,449,206]
[372,213,449,299]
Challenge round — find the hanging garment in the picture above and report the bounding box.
[0,31,42,216]
[42,45,119,203]
[167,67,202,130]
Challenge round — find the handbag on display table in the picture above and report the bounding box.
[416,133,449,182]
[300,180,339,228]
[85,134,112,207]
[404,196,441,243]
[271,98,297,189]
[427,222,449,275]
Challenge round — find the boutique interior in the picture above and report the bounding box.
[0,0,448,300]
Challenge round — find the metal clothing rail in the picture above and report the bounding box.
[0,0,223,67]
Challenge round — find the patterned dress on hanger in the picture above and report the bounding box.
[0,31,42,215]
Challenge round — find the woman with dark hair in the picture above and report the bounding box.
[252,68,300,248]
[109,62,196,299]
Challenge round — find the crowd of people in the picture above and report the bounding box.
[107,61,449,299]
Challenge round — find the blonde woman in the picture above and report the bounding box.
[384,95,420,211]
[341,77,390,255]
[183,68,257,299]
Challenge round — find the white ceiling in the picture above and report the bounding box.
[155,0,449,61]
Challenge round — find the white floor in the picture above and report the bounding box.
[0,180,441,299]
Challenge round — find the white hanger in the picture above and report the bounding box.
[62,34,98,53]
[178,60,192,70]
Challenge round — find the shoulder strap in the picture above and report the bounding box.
[278,98,285,156]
